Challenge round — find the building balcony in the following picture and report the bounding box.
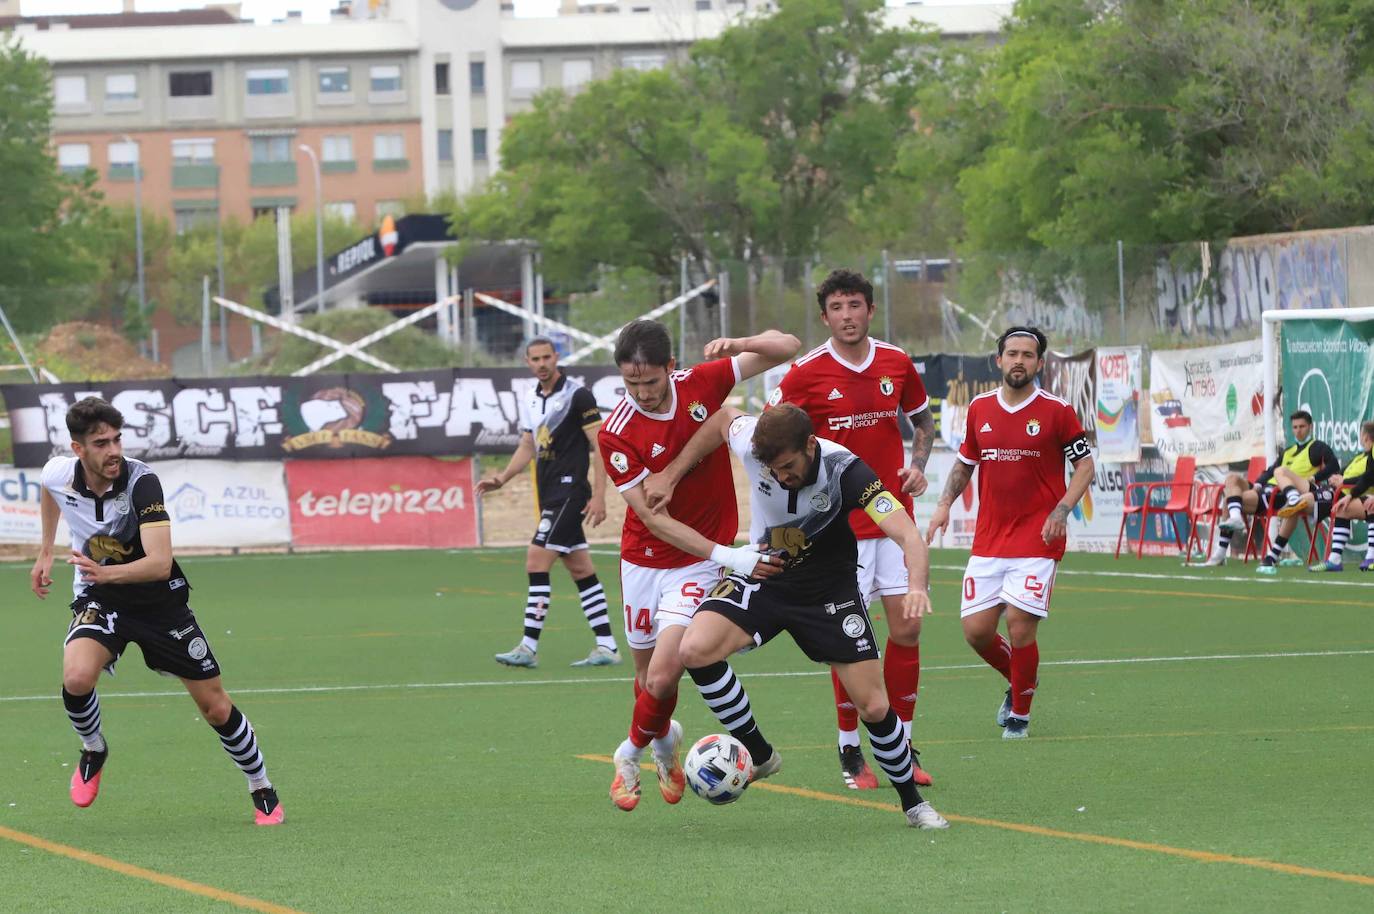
[173,163,219,188]
[322,160,357,174]
[108,164,137,182]
[251,162,297,186]
[372,158,409,173]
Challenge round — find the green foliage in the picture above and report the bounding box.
[250,307,460,374]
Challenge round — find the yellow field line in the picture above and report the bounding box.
[575,755,1374,889]
[0,825,308,914]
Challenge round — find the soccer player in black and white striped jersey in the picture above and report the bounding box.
[30,397,284,825]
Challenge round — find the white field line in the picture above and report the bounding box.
[2,648,1369,704]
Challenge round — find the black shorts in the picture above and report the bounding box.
[65,597,222,681]
[1255,483,1277,513]
[531,495,588,553]
[1313,486,1335,522]
[696,575,880,665]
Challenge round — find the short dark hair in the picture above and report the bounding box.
[815,269,874,313]
[1290,410,1313,424]
[614,319,673,368]
[752,403,813,465]
[1361,420,1374,441]
[524,336,556,356]
[997,325,1048,358]
[67,397,124,440]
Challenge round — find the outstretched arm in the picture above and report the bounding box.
[1042,455,1094,545]
[621,484,779,579]
[926,459,974,545]
[705,330,801,381]
[475,432,536,496]
[643,407,743,512]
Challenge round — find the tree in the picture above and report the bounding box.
[0,36,108,331]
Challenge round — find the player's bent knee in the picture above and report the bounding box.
[678,634,727,670]
[61,668,100,695]
[855,695,892,723]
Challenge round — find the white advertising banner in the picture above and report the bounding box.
[0,466,69,544]
[1149,339,1264,466]
[1094,346,1143,463]
[152,460,292,548]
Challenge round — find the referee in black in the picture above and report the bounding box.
[476,337,622,668]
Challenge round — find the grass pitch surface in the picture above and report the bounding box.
[1,548,1371,913]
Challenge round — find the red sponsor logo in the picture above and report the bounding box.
[1023,574,1046,598]
[1098,353,1130,381]
[286,456,478,548]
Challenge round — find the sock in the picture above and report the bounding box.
[1265,533,1289,566]
[974,633,1013,682]
[1215,525,1233,553]
[1009,641,1039,719]
[574,574,617,651]
[1328,519,1351,565]
[627,687,676,749]
[1366,537,1374,562]
[862,709,921,812]
[1226,496,1243,523]
[831,668,859,738]
[211,706,270,791]
[521,572,552,652]
[62,688,105,753]
[687,660,773,765]
[1283,486,1299,506]
[883,640,921,739]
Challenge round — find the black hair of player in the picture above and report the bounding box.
[66,397,125,440]
[1289,409,1313,424]
[997,325,1048,358]
[752,403,814,466]
[525,336,557,356]
[815,269,874,313]
[613,319,673,368]
[1362,420,1374,442]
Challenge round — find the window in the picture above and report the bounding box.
[54,75,88,106]
[108,141,138,167]
[437,129,453,162]
[435,62,450,95]
[472,128,487,161]
[169,71,213,97]
[247,68,290,96]
[323,135,353,162]
[562,59,593,91]
[252,205,293,220]
[326,201,357,223]
[369,65,402,93]
[57,143,91,172]
[469,60,485,93]
[175,207,217,235]
[172,138,215,164]
[375,200,404,219]
[250,136,292,163]
[621,54,667,72]
[105,73,137,101]
[695,0,711,8]
[318,67,350,94]
[373,133,404,161]
[510,61,542,95]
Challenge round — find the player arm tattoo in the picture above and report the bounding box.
[908,408,935,472]
[937,460,974,508]
[1057,451,1096,517]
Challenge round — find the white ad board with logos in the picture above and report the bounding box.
[153,460,292,548]
[0,466,69,544]
[1149,339,1264,466]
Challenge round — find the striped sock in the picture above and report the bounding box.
[212,706,270,791]
[862,709,921,811]
[574,574,617,651]
[522,572,552,652]
[62,688,105,752]
[1366,536,1374,562]
[1265,534,1289,565]
[687,660,773,766]
[1328,519,1351,565]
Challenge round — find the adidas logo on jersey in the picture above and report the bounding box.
[827,388,843,400]
[980,422,993,433]
[650,443,665,458]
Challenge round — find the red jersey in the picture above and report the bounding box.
[600,357,740,569]
[957,388,1089,561]
[777,339,929,539]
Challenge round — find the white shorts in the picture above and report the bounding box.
[959,555,1058,619]
[619,559,724,650]
[857,537,909,603]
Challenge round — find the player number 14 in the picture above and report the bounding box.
[624,606,652,635]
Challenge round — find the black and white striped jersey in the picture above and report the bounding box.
[726,414,902,600]
[518,373,601,506]
[40,456,191,614]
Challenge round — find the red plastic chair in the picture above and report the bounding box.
[1183,482,1223,564]
[1116,456,1196,559]
[1245,455,1268,484]
[1241,455,1272,563]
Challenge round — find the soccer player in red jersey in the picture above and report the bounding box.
[775,269,937,789]
[926,326,1095,739]
[599,319,799,811]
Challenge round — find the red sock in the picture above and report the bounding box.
[831,668,858,732]
[975,633,1013,682]
[633,678,643,701]
[628,688,676,748]
[1009,641,1039,718]
[883,640,921,724]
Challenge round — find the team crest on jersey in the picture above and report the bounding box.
[688,400,708,422]
[878,376,894,396]
[810,492,831,512]
[611,452,629,473]
[111,492,130,516]
[1026,418,1041,437]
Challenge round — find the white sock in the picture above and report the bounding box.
[1228,504,1243,522]
[901,719,912,743]
[650,733,676,760]
[1366,539,1374,561]
[617,738,643,761]
[595,636,618,651]
[838,728,861,750]
[519,636,538,653]
[83,734,106,753]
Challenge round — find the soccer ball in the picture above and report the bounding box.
[683,734,753,805]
